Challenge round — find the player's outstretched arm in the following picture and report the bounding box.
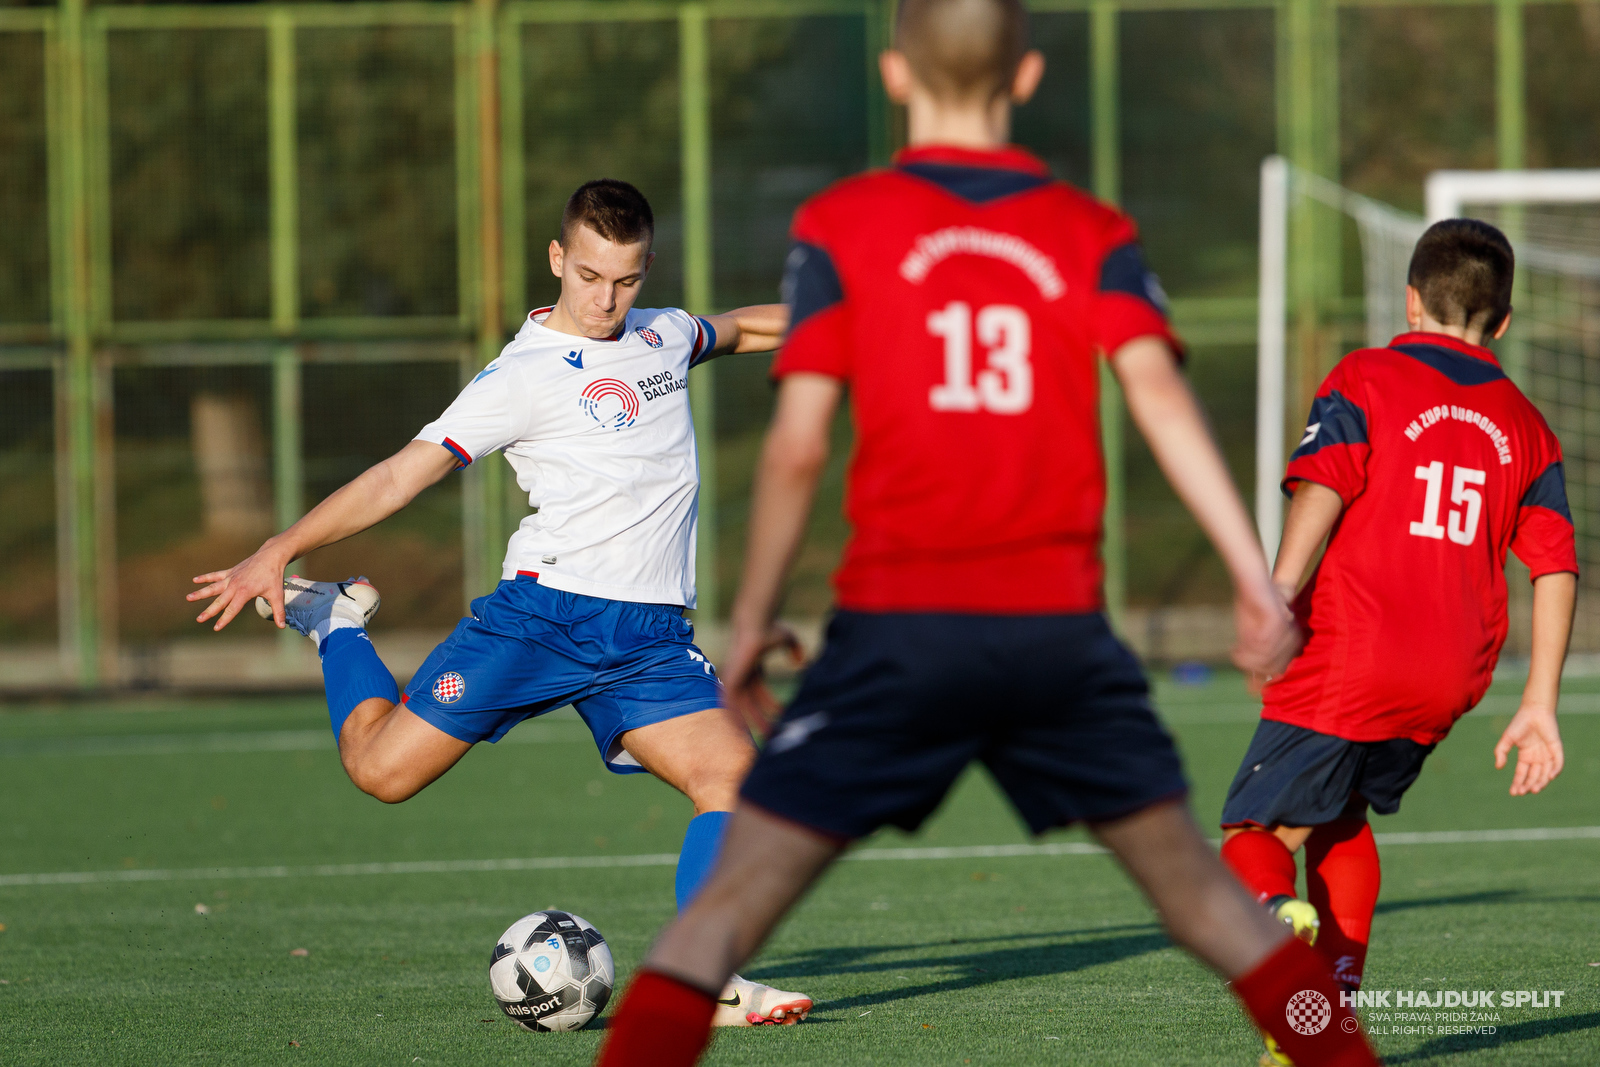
[1495,570,1576,795]
[187,440,459,632]
[702,304,789,359]
[1272,480,1344,599]
[1111,336,1297,683]
[724,372,843,730]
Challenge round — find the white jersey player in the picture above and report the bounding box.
[418,301,714,608]
[189,179,811,1026]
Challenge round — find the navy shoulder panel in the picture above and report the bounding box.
[1291,389,1368,460]
[1391,343,1507,386]
[1521,461,1574,523]
[898,162,1052,205]
[781,241,843,333]
[1098,242,1170,315]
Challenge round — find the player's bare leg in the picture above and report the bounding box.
[645,804,838,987]
[616,705,755,814]
[596,803,838,1063]
[616,713,812,1025]
[254,574,473,804]
[1091,799,1378,1066]
[659,815,829,1011]
[1093,799,1288,976]
[337,699,473,803]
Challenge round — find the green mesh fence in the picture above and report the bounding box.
[706,14,869,614]
[517,19,685,312]
[298,25,461,320]
[1,0,1599,687]
[0,28,50,331]
[0,368,57,648]
[108,29,273,323]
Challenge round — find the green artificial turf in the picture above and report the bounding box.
[2,673,1598,1065]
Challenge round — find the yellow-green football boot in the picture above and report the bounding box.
[1264,894,1320,945]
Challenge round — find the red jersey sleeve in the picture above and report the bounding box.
[1090,215,1182,358]
[1511,452,1579,579]
[1283,358,1372,505]
[771,203,850,381]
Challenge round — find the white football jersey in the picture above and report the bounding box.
[415,305,717,607]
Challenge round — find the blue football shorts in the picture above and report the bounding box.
[400,576,722,773]
[740,609,1189,840]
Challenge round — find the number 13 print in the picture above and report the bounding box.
[927,301,1033,414]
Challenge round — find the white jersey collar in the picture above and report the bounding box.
[521,306,629,344]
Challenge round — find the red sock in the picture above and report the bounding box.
[1305,818,1381,989]
[1233,938,1380,1067]
[1221,829,1300,903]
[595,969,716,1067]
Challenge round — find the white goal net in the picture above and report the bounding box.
[1257,160,1600,652]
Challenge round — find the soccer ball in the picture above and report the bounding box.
[489,910,614,1032]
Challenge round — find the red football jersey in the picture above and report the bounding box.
[1264,332,1577,745]
[771,145,1179,613]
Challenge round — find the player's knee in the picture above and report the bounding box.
[680,751,754,812]
[342,749,421,804]
[363,777,420,805]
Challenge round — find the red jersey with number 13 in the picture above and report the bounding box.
[1264,332,1577,745]
[772,145,1180,613]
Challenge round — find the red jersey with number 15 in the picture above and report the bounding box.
[772,145,1180,613]
[1264,332,1577,745]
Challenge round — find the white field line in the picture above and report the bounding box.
[9,691,1600,755]
[3,827,1597,889]
[0,723,591,758]
[1158,691,1600,724]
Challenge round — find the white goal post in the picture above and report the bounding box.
[1255,159,1600,567]
[1426,170,1600,224]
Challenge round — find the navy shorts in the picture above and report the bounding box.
[740,610,1189,840]
[401,577,721,773]
[1220,719,1435,828]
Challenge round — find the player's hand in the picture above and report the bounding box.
[720,621,804,736]
[1231,580,1301,692]
[186,538,293,632]
[1494,703,1564,796]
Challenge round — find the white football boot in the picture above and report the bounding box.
[712,975,813,1026]
[256,575,381,646]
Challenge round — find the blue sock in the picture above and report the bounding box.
[675,810,732,911]
[320,628,399,743]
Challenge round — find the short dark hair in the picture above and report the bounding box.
[1407,218,1515,334]
[894,0,1029,102]
[560,179,654,248]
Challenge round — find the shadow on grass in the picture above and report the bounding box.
[747,923,1169,1013]
[1374,890,1523,916]
[1385,1011,1600,1063]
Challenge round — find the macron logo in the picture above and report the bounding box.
[563,350,584,369]
[1299,422,1321,447]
